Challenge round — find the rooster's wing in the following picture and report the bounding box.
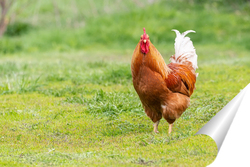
[165,63,196,97]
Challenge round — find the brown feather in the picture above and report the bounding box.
[131,38,196,127]
[166,63,196,97]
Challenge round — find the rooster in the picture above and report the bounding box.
[131,28,198,134]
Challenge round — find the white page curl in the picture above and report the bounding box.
[196,83,250,166]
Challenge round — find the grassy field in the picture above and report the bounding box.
[0,0,250,166]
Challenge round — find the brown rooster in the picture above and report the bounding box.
[131,28,198,134]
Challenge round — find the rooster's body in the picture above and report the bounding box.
[131,28,198,133]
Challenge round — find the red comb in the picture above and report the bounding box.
[143,28,147,38]
[140,28,149,54]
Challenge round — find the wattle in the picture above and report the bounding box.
[140,42,149,54]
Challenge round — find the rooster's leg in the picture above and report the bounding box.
[153,121,160,133]
[168,123,173,134]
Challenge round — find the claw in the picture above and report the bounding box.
[153,121,160,133]
[168,124,173,134]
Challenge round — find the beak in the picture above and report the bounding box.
[143,39,146,43]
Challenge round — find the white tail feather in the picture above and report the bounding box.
[170,29,198,71]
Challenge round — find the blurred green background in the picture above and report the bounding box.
[1,0,250,53]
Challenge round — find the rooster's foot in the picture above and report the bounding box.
[168,123,173,134]
[153,121,160,133]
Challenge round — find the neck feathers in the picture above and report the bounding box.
[131,42,170,79]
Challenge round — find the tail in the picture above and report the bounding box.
[170,29,198,74]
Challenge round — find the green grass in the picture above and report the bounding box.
[0,0,250,166]
[1,0,250,53]
[1,48,249,166]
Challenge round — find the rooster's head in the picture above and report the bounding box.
[140,28,150,54]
